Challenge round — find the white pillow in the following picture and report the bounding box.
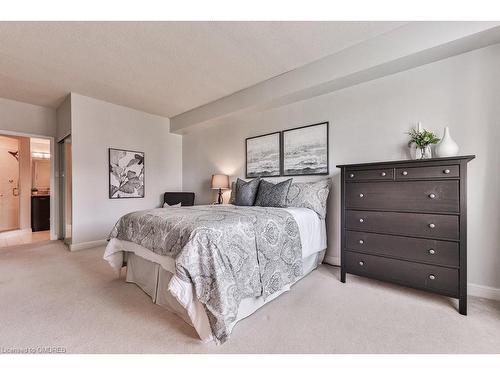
[163,202,182,208]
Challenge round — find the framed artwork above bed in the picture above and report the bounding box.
[282,122,329,176]
[245,132,281,178]
[109,148,145,199]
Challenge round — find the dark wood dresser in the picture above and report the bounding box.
[337,156,475,315]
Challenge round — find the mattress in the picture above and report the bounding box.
[104,206,327,342]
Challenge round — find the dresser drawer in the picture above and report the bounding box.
[345,251,459,297]
[346,231,459,267]
[346,180,459,213]
[395,165,459,180]
[346,210,459,240]
[346,168,394,182]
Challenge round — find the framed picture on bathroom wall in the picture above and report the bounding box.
[245,132,281,178]
[282,122,329,176]
[108,148,145,199]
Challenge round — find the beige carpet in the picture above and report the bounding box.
[1,240,499,354]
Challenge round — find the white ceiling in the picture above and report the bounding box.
[0,21,405,118]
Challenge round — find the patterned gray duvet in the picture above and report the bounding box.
[109,205,303,344]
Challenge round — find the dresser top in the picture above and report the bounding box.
[336,155,475,168]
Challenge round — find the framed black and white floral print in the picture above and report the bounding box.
[245,132,281,178]
[109,148,145,199]
[282,122,329,176]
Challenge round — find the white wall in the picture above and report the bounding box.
[0,97,56,137]
[70,94,182,245]
[182,43,500,291]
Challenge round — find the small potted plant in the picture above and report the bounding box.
[407,128,440,159]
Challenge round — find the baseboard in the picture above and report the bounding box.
[468,283,500,301]
[69,239,107,251]
[323,255,340,266]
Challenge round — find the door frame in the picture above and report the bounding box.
[0,129,58,240]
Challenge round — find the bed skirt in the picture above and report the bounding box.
[124,248,326,342]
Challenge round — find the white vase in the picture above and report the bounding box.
[435,127,459,157]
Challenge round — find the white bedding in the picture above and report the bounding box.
[104,206,327,342]
[285,207,327,258]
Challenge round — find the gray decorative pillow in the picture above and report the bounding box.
[234,178,261,206]
[286,179,330,219]
[229,181,237,204]
[254,179,293,208]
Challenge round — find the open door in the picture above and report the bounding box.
[59,136,72,244]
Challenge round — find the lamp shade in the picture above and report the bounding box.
[211,174,229,190]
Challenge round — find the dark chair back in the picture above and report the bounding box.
[163,192,195,207]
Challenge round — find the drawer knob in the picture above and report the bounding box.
[359,261,365,266]
[358,239,364,244]
[359,193,364,198]
[359,218,364,223]
[443,169,451,174]
[349,173,355,178]
[428,249,436,255]
[402,170,408,176]
[428,193,436,199]
[380,172,386,177]
[429,223,436,229]
[429,274,436,280]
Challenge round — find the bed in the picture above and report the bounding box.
[104,203,327,344]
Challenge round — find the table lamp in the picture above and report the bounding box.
[211,174,229,204]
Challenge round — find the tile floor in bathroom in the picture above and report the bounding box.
[0,229,50,248]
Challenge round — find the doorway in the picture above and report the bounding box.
[0,134,51,247]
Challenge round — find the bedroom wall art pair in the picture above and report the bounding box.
[246,121,329,178]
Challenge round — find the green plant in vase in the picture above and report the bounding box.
[407,128,440,159]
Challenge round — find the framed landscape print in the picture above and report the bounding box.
[283,122,329,176]
[246,132,281,178]
[109,148,145,199]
